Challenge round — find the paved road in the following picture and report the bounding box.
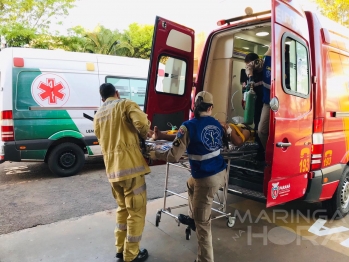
[2,159,349,259]
[0,158,188,235]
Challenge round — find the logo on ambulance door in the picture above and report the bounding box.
[31,73,70,107]
[271,182,279,200]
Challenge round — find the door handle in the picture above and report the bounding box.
[276,142,292,148]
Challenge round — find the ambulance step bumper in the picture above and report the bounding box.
[228,184,266,202]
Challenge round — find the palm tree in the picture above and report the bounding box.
[83,25,134,55]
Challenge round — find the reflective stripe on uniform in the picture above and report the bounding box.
[187,149,220,161]
[115,223,127,231]
[127,234,142,243]
[107,165,147,180]
[133,183,146,195]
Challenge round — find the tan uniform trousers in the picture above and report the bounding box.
[258,103,270,150]
[111,175,147,262]
[187,169,226,262]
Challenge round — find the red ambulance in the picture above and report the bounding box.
[144,0,349,219]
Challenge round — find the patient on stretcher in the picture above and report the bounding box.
[147,122,254,147]
[222,123,254,147]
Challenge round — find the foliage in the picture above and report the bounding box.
[83,25,134,55]
[0,0,76,47]
[0,1,155,59]
[1,0,76,31]
[119,23,154,59]
[0,23,36,47]
[314,0,349,26]
[30,32,86,52]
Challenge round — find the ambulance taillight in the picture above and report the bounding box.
[1,110,14,141]
[311,118,324,170]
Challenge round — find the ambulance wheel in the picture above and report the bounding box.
[155,212,161,227]
[48,142,85,177]
[323,167,349,220]
[185,227,191,240]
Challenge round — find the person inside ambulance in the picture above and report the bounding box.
[258,45,272,151]
[94,83,150,262]
[149,91,227,262]
[244,52,265,161]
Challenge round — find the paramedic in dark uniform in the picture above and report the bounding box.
[149,91,227,262]
[244,52,264,160]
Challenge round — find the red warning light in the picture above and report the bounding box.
[217,20,226,26]
[13,57,24,67]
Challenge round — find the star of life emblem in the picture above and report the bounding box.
[201,125,222,151]
[31,73,70,107]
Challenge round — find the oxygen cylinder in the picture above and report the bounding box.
[243,86,256,125]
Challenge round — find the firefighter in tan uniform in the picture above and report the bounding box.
[94,83,150,262]
[150,91,227,262]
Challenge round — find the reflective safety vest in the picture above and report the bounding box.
[184,116,227,179]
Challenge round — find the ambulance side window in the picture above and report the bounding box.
[105,76,147,109]
[282,34,310,98]
[155,55,186,95]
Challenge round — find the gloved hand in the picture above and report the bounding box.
[241,100,246,110]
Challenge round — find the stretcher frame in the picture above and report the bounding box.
[153,147,258,240]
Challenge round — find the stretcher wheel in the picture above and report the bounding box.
[227,216,236,228]
[185,227,191,240]
[155,212,161,227]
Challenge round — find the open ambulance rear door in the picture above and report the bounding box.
[266,0,313,207]
[145,17,194,131]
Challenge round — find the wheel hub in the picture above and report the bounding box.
[341,179,349,209]
[59,152,76,168]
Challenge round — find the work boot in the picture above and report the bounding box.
[116,252,123,261]
[178,214,196,231]
[130,248,148,262]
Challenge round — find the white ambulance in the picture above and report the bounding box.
[0,47,150,176]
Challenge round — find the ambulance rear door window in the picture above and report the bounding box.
[155,55,187,96]
[282,34,310,98]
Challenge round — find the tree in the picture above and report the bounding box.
[83,25,133,55]
[314,0,349,27]
[0,23,36,47]
[0,0,76,47]
[120,23,154,59]
[30,26,87,51]
[1,0,76,31]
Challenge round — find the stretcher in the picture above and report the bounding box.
[145,140,258,240]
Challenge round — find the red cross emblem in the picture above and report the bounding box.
[38,78,65,104]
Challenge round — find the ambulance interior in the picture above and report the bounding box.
[204,23,271,125]
[156,21,273,197]
[203,22,272,196]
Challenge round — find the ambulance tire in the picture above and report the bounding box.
[323,167,349,220]
[48,142,85,177]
